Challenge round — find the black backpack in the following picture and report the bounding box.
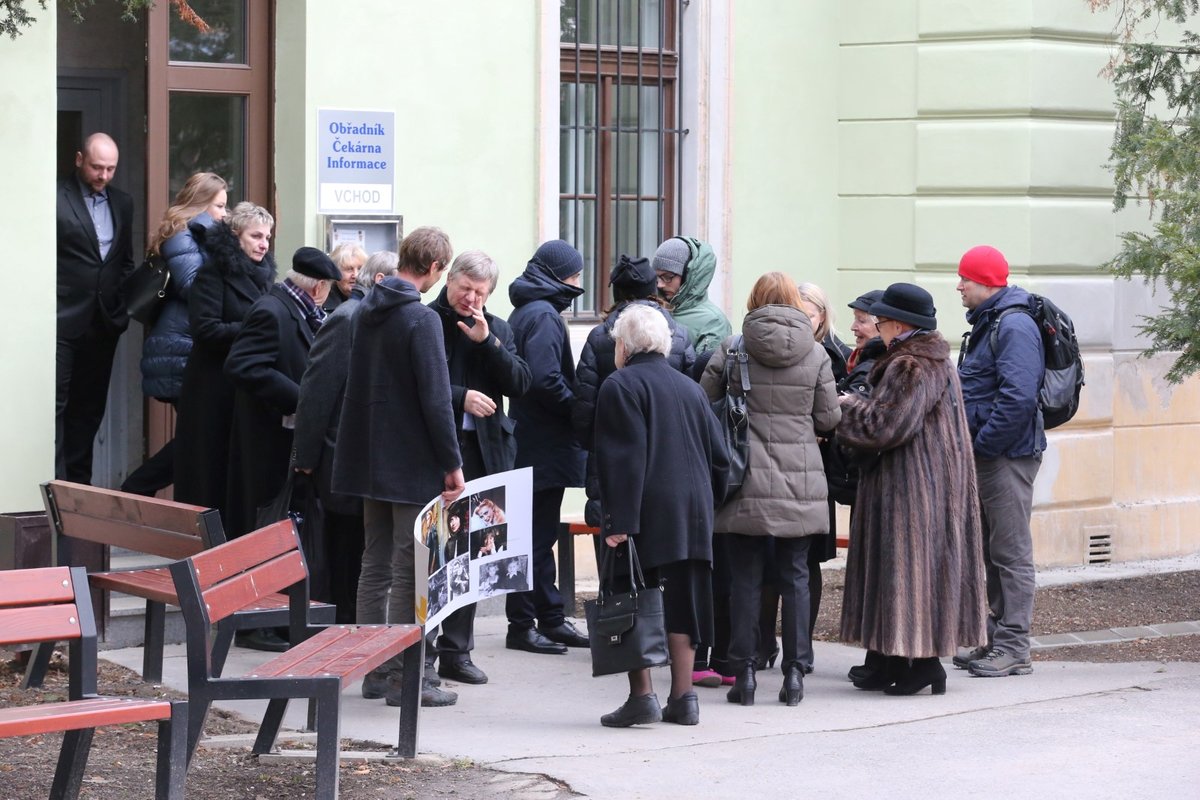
[968,295,1084,430]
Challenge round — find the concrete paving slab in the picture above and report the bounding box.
[104,615,1200,800]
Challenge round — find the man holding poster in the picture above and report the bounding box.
[425,250,531,685]
[332,226,464,708]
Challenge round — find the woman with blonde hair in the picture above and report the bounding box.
[122,172,228,495]
[701,272,840,707]
[173,202,277,541]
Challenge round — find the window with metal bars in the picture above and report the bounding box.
[560,0,685,316]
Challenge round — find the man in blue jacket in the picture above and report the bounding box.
[954,245,1045,678]
[505,240,590,654]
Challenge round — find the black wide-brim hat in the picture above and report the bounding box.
[869,282,937,330]
[848,289,884,313]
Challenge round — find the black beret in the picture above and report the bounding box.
[292,246,341,281]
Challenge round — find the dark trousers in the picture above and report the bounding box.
[120,438,175,496]
[55,321,120,484]
[696,532,733,675]
[728,534,813,673]
[506,486,566,631]
[977,455,1040,660]
[430,431,487,664]
[324,508,364,624]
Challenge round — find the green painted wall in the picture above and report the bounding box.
[276,1,542,314]
[729,1,841,330]
[0,11,57,512]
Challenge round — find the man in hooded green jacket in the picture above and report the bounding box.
[652,236,731,354]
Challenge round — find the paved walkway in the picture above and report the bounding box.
[106,611,1200,800]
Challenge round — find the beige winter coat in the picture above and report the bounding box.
[701,304,841,537]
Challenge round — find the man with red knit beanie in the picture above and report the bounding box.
[953,245,1045,678]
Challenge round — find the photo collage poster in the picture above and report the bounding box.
[414,467,533,629]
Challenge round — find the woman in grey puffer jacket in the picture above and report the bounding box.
[123,173,227,495]
[700,272,840,708]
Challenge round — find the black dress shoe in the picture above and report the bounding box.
[506,627,567,655]
[538,621,589,648]
[438,660,488,685]
[600,693,661,727]
[234,628,289,653]
[662,692,699,725]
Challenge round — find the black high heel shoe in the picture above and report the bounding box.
[726,665,757,706]
[853,655,908,691]
[884,657,946,696]
[755,642,779,670]
[778,664,804,706]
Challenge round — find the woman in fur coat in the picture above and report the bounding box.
[837,283,987,696]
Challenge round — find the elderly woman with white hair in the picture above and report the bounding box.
[325,242,367,312]
[594,304,730,728]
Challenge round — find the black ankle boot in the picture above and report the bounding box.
[853,655,908,691]
[847,649,885,683]
[884,657,946,696]
[726,665,757,706]
[778,664,804,706]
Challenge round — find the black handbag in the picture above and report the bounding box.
[584,539,670,677]
[710,335,751,501]
[121,252,171,325]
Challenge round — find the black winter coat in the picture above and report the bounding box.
[223,283,317,536]
[292,288,362,516]
[172,223,275,512]
[595,353,730,569]
[507,262,586,491]
[573,300,695,525]
[333,276,462,504]
[140,212,219,400]
[430,288,531,477]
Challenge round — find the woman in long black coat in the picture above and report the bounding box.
[594,305,730,728]
[173,203,275,516]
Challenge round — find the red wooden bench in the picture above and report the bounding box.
[0,565,186,799]
[30,480,334,686]
[169,518,424,800]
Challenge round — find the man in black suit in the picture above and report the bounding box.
[56,132,136,484]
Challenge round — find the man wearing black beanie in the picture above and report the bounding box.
[505,240,590,654]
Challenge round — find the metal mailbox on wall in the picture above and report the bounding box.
[321,215,404,254]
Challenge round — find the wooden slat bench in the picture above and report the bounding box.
[30,480,335,686]
[169,518,424,800]
[0,565,186,799]
[556,516,599,612]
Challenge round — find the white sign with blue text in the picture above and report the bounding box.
[317,108,395,213]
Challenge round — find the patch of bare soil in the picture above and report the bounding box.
[0,651,575,799]
[810,567,1200,664]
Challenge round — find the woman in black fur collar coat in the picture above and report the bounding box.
[172,203,276,525]
[837,283,987,695]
